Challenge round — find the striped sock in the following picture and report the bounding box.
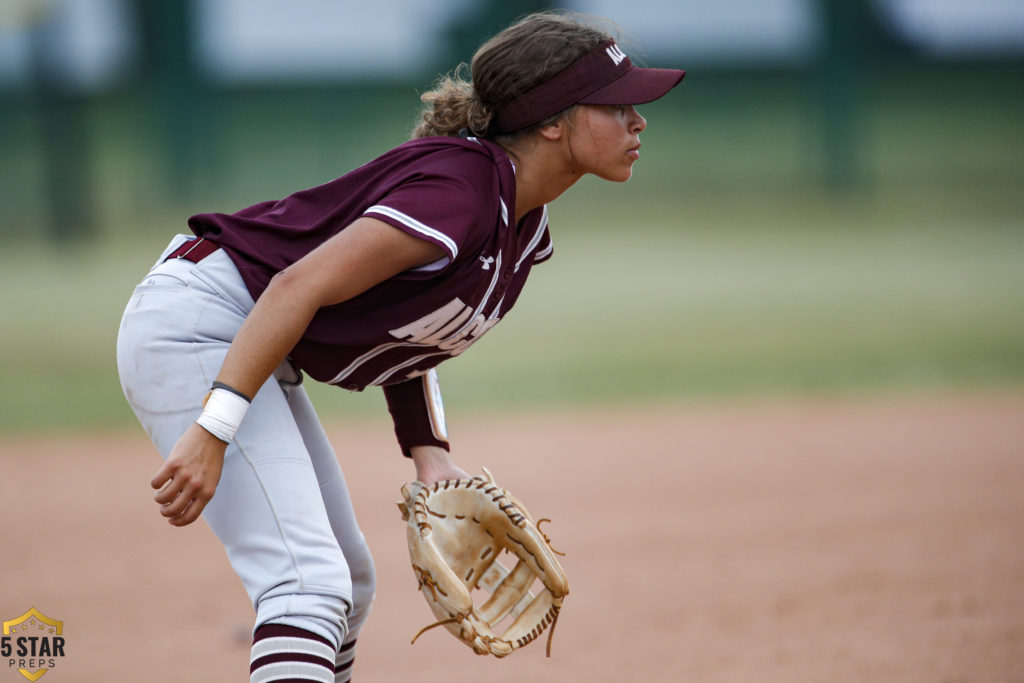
[334,639,356,682]
[250,624,337,683]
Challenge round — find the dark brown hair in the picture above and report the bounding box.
[412,11,613,140]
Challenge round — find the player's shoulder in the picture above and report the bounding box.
[387,136,509,176]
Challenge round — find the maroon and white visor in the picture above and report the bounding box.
[490,39,686,135]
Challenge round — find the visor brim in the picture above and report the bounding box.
[578,67,686,106]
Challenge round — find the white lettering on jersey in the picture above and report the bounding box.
[438,314,500,353]
[606,44,627,66]
[389,299,469,344]
[328,255,510,386]
[389,298,502,356]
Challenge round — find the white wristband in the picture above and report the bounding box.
[196,387,250,443]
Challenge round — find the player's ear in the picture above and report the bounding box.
[537,114,569,142]
[539,105,585,142]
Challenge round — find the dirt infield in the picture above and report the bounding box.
[2,392,1023,682]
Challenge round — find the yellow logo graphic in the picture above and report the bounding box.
[2,608,65,681]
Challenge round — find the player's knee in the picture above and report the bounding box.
[342,542,376,637]
[349,547,376,609]
[352,568,375,611]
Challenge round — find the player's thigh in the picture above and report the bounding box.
[283,383,376,639]
[286,385,373,560]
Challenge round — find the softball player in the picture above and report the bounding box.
[116,11,684,683]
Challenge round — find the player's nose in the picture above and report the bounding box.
[630,107,647,133]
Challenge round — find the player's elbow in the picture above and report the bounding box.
[264,267,326,313]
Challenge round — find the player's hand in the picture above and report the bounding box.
[410,445,470,485]
[151,422,227,527]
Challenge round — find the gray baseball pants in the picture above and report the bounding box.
[116,235,375,650]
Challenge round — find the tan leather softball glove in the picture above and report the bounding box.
[397,468,568,657]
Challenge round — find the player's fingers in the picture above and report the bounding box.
[158,478,202,517]
[153,476,183,505]
[162,472,216,519]
[169,499,205,527]
[151,461,174,490]
[159,491,192,518]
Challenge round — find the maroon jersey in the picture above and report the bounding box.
[188,136,552,390]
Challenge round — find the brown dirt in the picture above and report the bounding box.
[2,392,1023,682]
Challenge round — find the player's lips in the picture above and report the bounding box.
[627,142,641,160]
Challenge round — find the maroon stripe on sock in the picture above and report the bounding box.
[335,638,356,681]
[250,624,336,678]
[252,623,334,648]
[251,650,335,672]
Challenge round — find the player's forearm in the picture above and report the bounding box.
[214,271,320,400]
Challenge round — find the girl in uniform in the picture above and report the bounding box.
[116,11,684,683]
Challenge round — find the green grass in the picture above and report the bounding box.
[2,189,1020,434]
[422,194,1024,407]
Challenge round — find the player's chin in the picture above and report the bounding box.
[596,163,636,183]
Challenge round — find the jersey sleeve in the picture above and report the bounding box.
[362,153,497,268]
[382,370,450,457]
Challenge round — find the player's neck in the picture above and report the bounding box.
[503,141,581,225]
